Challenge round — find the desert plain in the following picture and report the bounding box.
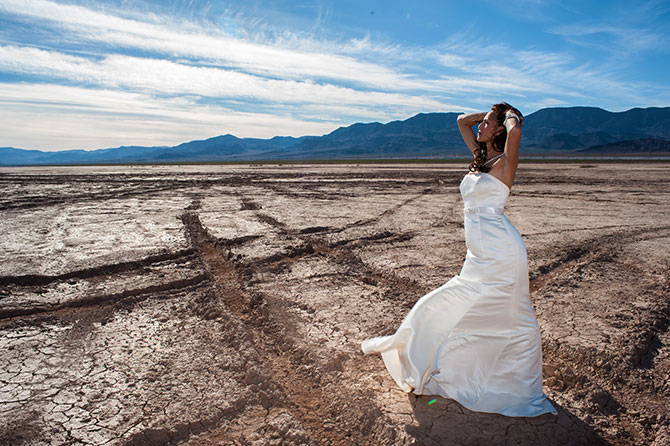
[0,162,668,446]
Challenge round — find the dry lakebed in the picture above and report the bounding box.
[0,162,668,446]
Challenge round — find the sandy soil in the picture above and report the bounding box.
[0,163,668,446]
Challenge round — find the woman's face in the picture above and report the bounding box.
[477,110,502,143]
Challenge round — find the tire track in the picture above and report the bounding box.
[529,225,670,292]
[0,249,205,320]
[0,249,196,287]
[181,211,357,445]
[0,174,254,211]
[530,225,670,444]
[0,275,208,320]
[531,225,670,362]
[181,210,403,445]
[0,184,183,211]
[273,187,435,238]
[523,223,643,238]
[343,190,430,232]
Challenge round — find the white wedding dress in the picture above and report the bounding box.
[361,172,557,417]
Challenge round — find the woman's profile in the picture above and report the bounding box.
[361,102,557,417]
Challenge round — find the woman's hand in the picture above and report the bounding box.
[504,107,524,127]
[504,112,523,130]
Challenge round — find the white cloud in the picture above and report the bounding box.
[429,39,667,109]
[2,0,654,108]
[0,83,342,150]
[526,97,569,109]
[434,53,469,69]
[0,45,453,112]
[0,0,421,90]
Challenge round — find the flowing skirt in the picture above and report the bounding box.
[361,213,556,417]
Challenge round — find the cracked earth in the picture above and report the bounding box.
[0,163,668,445]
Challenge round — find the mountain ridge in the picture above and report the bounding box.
[2,106,669,165]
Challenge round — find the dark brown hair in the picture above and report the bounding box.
[469,102,523,173]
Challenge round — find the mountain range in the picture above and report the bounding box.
[1,106,669,165]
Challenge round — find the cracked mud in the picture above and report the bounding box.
[1,163,669,445]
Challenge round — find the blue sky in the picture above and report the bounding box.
[1,0,669,150]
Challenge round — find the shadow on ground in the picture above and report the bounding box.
[408,395,606,445]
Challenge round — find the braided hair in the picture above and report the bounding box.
[469,102,523,173]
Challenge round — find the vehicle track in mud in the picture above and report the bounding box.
[180,211,394,445]
[1,163,668,445]
[528,224,670,445]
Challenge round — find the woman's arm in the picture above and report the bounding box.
[457,112,486,155]
[503,114,522,166]
[499,113,523,185]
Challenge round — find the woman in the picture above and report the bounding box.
[361,103,557,417]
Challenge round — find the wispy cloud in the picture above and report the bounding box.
[429,38,668,111]
[526,97,569,109]
[2,0,658,105]
[0,0,667,151]
[549,23,669,55]
[0,0,419,90]
[0,83,341,149]
[0,45,425,105]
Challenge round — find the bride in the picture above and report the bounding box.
[361,103,557,417]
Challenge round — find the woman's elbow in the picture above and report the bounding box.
[457,114,469,127]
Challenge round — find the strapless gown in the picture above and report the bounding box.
[361,172,557,417]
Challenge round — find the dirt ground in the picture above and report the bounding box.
[0,162,668,446]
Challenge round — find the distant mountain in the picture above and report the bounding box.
[143,135,311,161]
[284,112,464,159]
[0,145,171,165]
[1,106,669,165]
[522,106,670,150]
[577,138,670,155]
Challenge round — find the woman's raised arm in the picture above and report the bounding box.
[498,112,523,186]
[457,112,486,155]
